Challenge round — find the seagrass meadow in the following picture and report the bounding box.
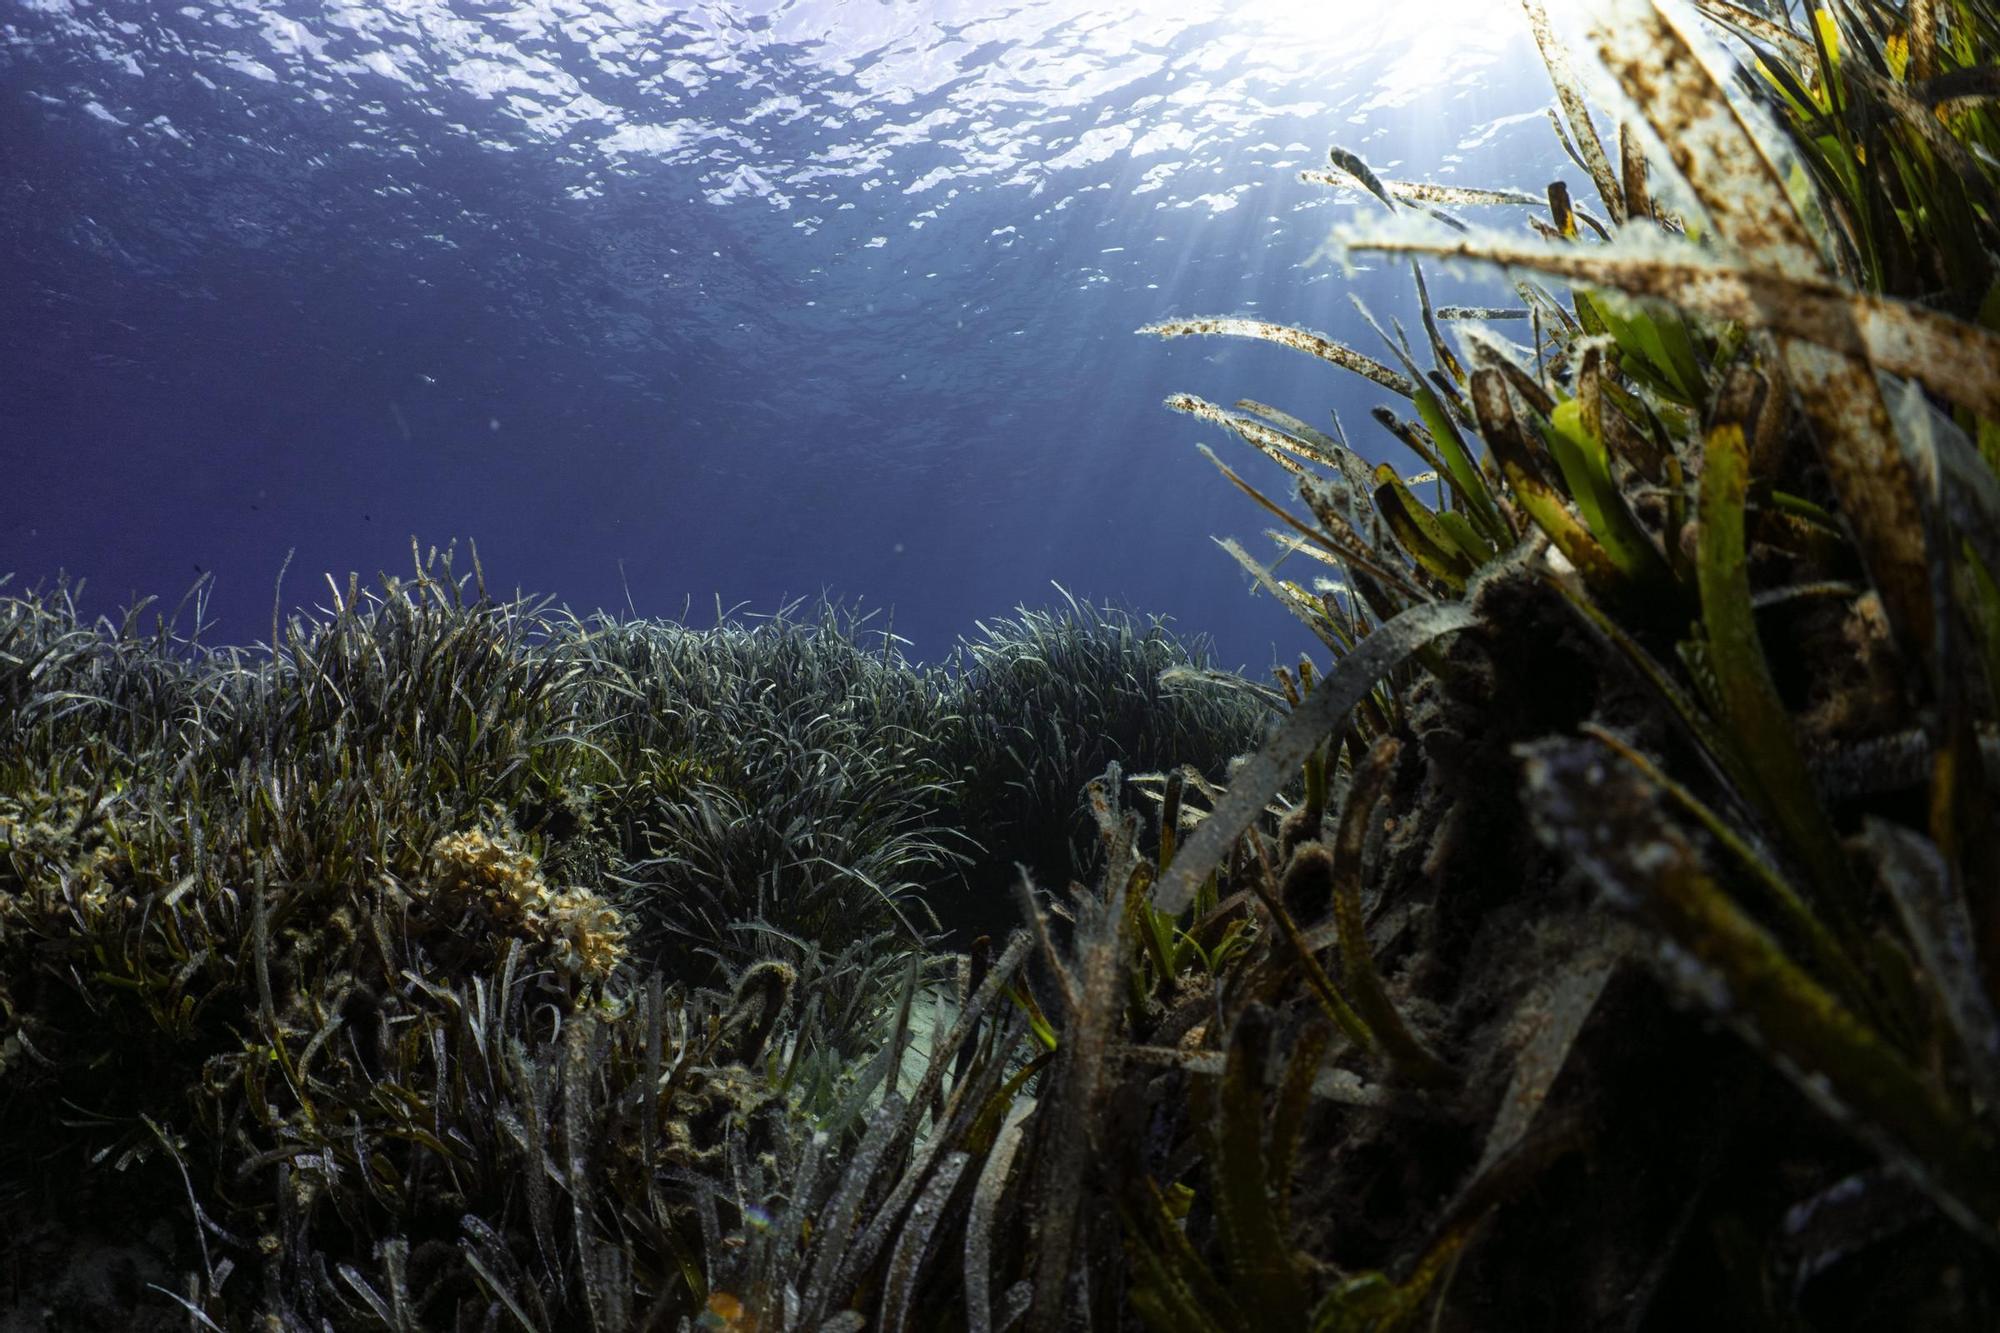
[5,0,2000,1328]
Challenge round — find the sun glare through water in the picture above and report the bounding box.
[1227,0,1542,52]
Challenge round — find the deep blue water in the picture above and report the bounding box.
[1,0,1571,669]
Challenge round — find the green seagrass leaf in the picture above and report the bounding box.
[1698,423,1866,926]
[1214,1005,1311,1325]
[1372,465,1478,593]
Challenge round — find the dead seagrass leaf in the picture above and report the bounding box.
[1780,342,1936,663]
[1690,0,1808,63]
[1234,398,1349,467]
[1197,445,1431,607]
[1865,818,2000,1116]
[1166,394,1327,481]
[1888,378,2000,606]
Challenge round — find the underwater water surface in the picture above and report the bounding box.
[2,0,1569,665]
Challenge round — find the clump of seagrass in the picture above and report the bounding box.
[0,556,951,1327]
[1105,2,2000,1328]
[936,592,1271,940]
[537,604,991,1110]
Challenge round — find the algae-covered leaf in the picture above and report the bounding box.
[1269,1020,1331,1235]
[1248,850,1375,1052]
[798,1097,909,1322]
[965,1097,1033,1333]
[1024,885,1127,1328]
[1341,230,2000,420]
[1435,305,1530,321]
[1328,739,1452,1087]
[1591,0,1825,277]
[1301,170,1541,212]
[1140,317,1416,400]
[1582,723,1875,1016]
[1522,0,1626,225]
[1213,1005,1312,1326]
[880,1150,970,1333]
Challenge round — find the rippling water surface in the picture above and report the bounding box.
[2,0,1570,663]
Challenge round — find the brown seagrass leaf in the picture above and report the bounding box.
[1592,0,1825,277]
[1619,121,1653,223]
[1458,324,1557,418]
[1909,0,1940,81]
